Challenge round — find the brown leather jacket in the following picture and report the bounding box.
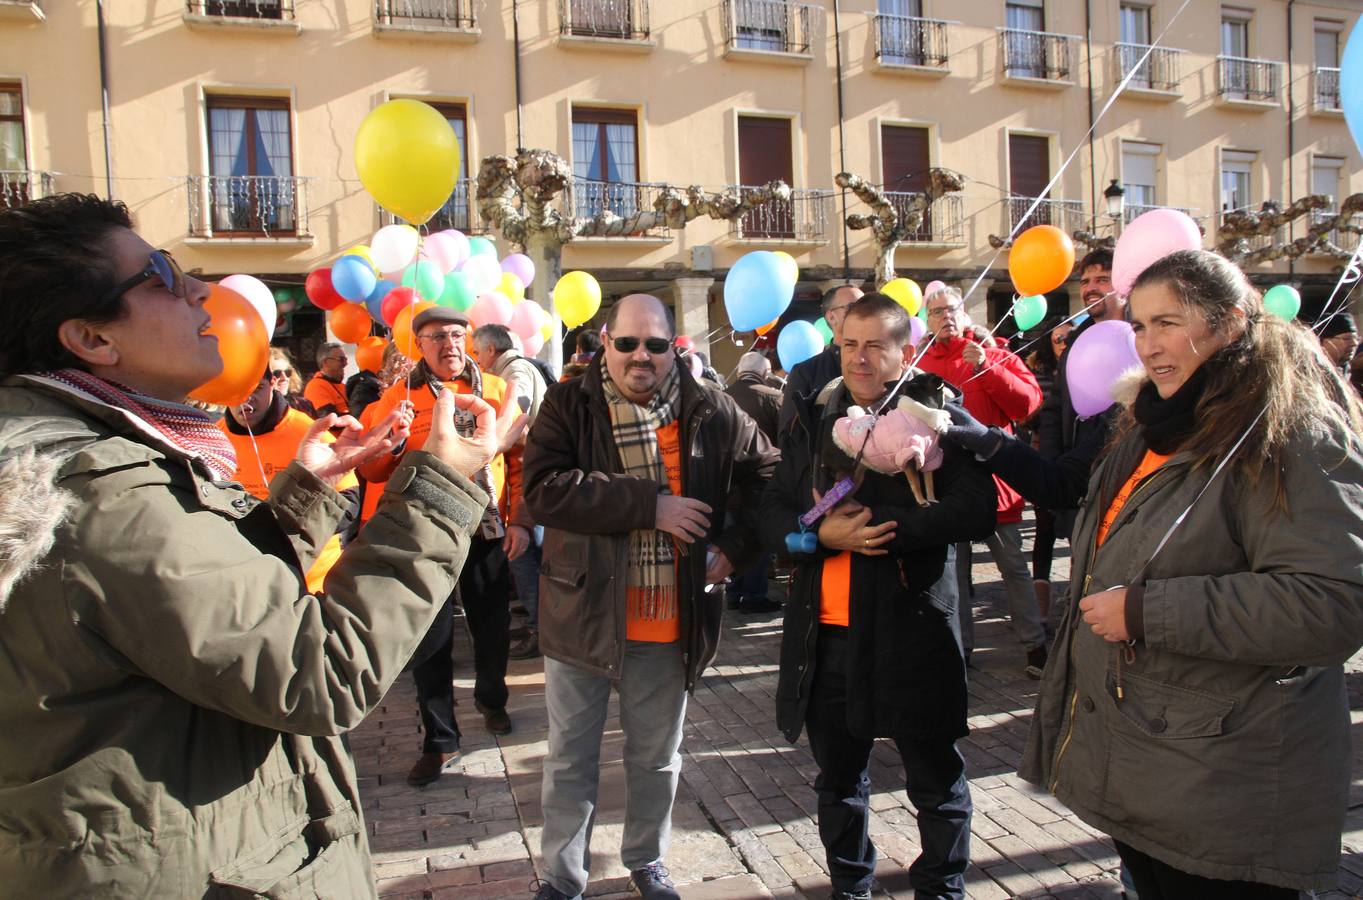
[521,360,778,689]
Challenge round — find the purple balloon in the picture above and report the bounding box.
[908,315,927,345]
[500,252,536,288]
[1066,320,1142,417]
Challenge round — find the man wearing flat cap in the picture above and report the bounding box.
[359,306,527,786]
[1319,311,1359,376]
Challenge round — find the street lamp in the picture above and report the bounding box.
[1104,179,1126,221]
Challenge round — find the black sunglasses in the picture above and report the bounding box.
[270,368,293,378]
[610,336,673,355]
[103,249,186,304]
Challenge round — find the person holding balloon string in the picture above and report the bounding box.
[949,248,1363,898]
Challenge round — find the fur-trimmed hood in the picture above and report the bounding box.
[1109,366,1149,411]
[0,447,75,612]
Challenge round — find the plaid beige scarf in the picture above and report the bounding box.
[601,357,683,624]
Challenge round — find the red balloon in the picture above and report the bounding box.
[381,286,420,327]
[190,284,271,406]
[305,268,346,310]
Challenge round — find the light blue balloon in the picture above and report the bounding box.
[1343,21,1363,155]
[364,279,395,322]
[724,251,795,332]
[467,236,498,258]
[332,255,377,303]
[777,320,825,371]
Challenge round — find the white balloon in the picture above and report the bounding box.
[460,254,503,295]
[219,274,276,340]
[370,224,420,273]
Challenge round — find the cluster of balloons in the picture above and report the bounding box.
[190,274,276,406]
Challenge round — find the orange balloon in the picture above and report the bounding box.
[190,284,271,406]
[355,336,387,373]
[393,301,437,360]
[756,316,780,336]
[330,302,372,344]
[1008,225,1075,297]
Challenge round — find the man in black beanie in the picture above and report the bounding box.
[1319,312,1359,375]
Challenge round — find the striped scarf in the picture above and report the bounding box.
[42,368,238,481]
[601,357,682,623]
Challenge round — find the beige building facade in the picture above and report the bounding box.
[2,0,1359,371]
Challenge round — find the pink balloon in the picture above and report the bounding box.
[923,280,947,298]
[1066,320,1143,417]
[908,315,927,344]
[522,332,545,358]
[423,231,468,274]
[509,299,547,341]
[470,292,513,328]
[500,252,536,287]
[1111,209,1202,297]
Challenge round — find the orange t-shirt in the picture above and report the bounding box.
[357,373,507,523]
[304,374,349,416]
[819,551,853,626]
[218,406,359,594]
[627,420,683,643]
[1096,449,1171,548]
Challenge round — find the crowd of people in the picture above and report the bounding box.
[1,192,1362,900]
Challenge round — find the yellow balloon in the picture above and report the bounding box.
[498,272,526,304]
[552,271,603,329]
[883,277,923,317]
[355,99,461,225]
[344,244,379,274]
[540,320,554,342]
[773,250,799,285]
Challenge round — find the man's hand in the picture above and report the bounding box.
[705,549,734,584]
[495,385,529,454]
[425,390,499,480]
[813,488,896,555]
[962,338,987,371]
[296,403,414,488]
[504,524,532,561]
[656,494,712,543]
[1079,587,1129,642]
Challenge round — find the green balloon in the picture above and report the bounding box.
[467,236,498,258]
[1013,294,1048,332]
[813,316,834,343]
[1262,284,1301,321]
[402,260,444,301]
[437,270,477,312]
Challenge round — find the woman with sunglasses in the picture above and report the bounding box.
[0,194,503,897]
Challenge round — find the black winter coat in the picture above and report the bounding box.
[760,380,997,742]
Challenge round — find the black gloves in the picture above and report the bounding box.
[943,402,1006,460]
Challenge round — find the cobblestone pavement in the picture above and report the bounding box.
[354,530,1363,899]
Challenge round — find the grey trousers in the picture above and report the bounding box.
[540,640,688,898]
[956,520,1046,653]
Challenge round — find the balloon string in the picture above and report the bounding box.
[243,419,271,497]
[957,292,1113,389]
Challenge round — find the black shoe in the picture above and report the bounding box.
[509,631,540,659]
[406,750,460,787]
[628,863,679,900]
[475,700,513,735]
[829,891,872,900]
[529,879,572,900]
[739,596,782,614]
[1026,643,1049,679]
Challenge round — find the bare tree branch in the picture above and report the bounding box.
[837,168,964,287]
[1218,193,1363,265]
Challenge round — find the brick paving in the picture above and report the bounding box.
[353,528,1363,899]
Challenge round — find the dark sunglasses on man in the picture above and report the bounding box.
[609,335,673,355]
[103,249,186,304]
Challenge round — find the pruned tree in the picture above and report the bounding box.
[988,230,1115,252]
[836,168,965,288]
[1217,194,1363,266]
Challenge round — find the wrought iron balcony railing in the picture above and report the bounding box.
[187,175,308,238]
[999,27,1073,81]
[1007,196,1086,235]
[884,191,964,244]
[568,178,671,238]
[558,0,648,40]
[1314,66,1341,112]
[1115,42,1182,93]
[729,186,832,241]
[375,0,475,29]
[1217,55,1282,103]
[186,0,292,19]
[1310,207,1360,252]
[0,170,53,209]
[1122,203,1196,226]
[378,179,485,233]
[723,0,823,56]
[873,14,949,69]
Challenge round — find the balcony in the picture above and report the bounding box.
[569,178,671,239]
[1217,211,1282,255]
[183,0,299,33]
[1216,55,1282,107]
[999,27,1074,85]
[378,179,486,233]
[0,0,44,22]
[0,170,53,208]
[723,0,824,63]
[1007,196,1086,235]
[558,0,651,50]
[1314,66,1342,113]
[885,191,965,245]
[1115,42,1183,96]
[1122,203,1197,227]
[728,186,832,243]
[873,14,949,75]
[374,0,477,40]
[1310,208,1360,253]
[187,175,311,241]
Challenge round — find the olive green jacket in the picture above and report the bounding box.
[1021,421,1363,891]
[0,376,488,898]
